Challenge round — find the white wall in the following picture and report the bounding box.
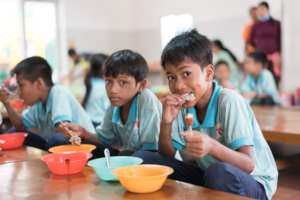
[281,0,300,92]
[61,0,300,91]
[63,0,282,61]
[63,0,137,54]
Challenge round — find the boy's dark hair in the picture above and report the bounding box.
[12,56,53,86]
[161,29,212,69]
[215,60,230,70]
[103,49,148,83]
[259,1,269,9]
[82,53,108,108]
[68,48,77,56]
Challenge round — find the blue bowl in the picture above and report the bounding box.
[88,156,143,181]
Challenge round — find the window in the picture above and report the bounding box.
[0,0,60,83]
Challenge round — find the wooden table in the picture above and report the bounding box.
[252,106,300,144]
[0,159,250,200]
[0,146,46,164]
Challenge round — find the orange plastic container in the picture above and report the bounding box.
[0,132,28,150]
[48,144,96,153]
[41,151,92,175]
[112,164,174,193]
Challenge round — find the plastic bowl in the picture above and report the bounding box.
[0,132,28,150]
[112,164,173,193]
[88,156,143,181]
[41,151,92,175]
[48,144,96,153]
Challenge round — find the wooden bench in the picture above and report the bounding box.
[252,106,300,170]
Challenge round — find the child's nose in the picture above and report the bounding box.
[110,83,120,93]
[175,79,186,92]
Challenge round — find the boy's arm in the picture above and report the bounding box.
[182,131,254,173]
[159,94,184,157]
[159,122,176,157]
[3,102,26,130]
[0,88,25,130]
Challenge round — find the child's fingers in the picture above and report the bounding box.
[164,94,184,105]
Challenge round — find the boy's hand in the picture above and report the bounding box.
[180,131,214,158]
[59,122,84,138]
[0,86,10,105]
[162,94,184,124]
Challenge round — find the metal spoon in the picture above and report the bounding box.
[104,148,111,168]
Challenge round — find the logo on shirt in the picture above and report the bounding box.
[133,120,139,130]
[215,123,223,139]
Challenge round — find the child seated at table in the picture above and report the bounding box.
[241,51,281,105]
[61,49,162,156]
[82,53,110,128]
[214,60,237,90]
[0,56,95,150]
[132,30,277,200]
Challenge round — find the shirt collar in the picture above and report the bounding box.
[112,94,137,125]
[187,81,221,128]
[91,78,105,83]
[249,69,263,88]
[45,85,55,114]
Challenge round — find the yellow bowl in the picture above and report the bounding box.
[49,144,96,153]
[112,164,173,193]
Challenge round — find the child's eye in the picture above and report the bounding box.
[167,76,175,81]
[105,80,112,84]
[119,80,127,85]
[183,72,191,77]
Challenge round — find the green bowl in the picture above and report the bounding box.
[88,156,143,181]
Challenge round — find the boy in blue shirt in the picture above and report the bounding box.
[133,30,277,199]
[62,50,162,156]
[0,56,95,150]
[241,51,281,105]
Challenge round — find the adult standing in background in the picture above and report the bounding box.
[67,48,89,98]
[68,48,89,83]
[242,6,257,55]
[248,1,281,83]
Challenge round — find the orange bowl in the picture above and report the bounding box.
[0,132,28,149]
[48,144,96,153]
[112,164,173,193]
[41,151,92,175]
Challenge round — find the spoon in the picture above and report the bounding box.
[104,148,111,168]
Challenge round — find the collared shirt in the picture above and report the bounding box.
[96,88,162,151]
[241,69,281,105]
[22,85,96,139]
[85,78,110,124]
[171,81,278,199]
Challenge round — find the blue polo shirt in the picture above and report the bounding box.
[21,85,96,139]
[96,88,162,151]
[171,81,278,199]
[241,69,281,105]
[85,78,110,124]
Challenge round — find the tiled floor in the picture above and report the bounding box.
[273,167,300,200]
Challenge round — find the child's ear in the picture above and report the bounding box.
[204,64,214,81]
[137,79,148,93]
[36,77,46,89]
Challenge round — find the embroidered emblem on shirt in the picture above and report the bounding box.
[215,123,223,139]
[133,120,139,130]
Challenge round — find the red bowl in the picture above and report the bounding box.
[0,132,28,150]
[41,151,92,175]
